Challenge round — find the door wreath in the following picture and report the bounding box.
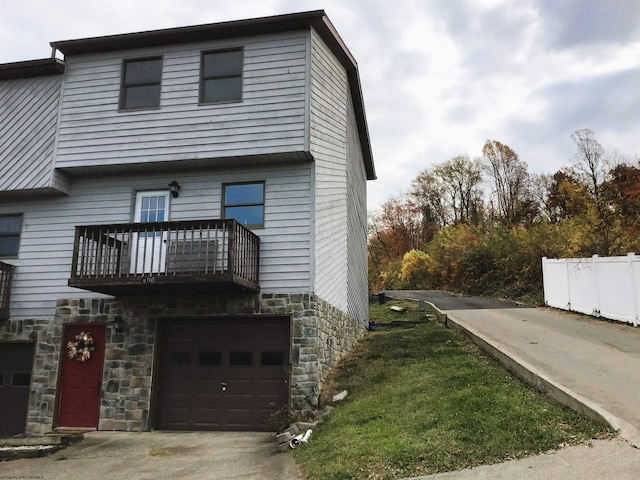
[67,331,95,362]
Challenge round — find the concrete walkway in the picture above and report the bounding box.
[387,290,640,480]
[0,431,303,480]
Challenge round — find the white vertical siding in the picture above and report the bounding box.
[0,75,62,192]
[54,33,309,170]
[1,164,312,319]
[309,28,349,312]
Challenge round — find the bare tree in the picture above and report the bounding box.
[411,155,483,228]
[570,128,608,208]
[434,155,483,224]
[529,173,553,221]
[482,140,530,223]
[410,170,448,230]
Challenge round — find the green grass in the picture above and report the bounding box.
[294,300,613,480]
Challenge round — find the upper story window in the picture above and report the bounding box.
[0,214,22,257]
[120,57,163,110]
[200,49,243,104]
[223,182,264,227]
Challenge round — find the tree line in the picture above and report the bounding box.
[368,129,640,303]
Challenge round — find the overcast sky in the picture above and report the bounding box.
[2,0,639,210]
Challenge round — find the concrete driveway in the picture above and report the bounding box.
[0,431,304,480]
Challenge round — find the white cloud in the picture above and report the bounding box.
[2,0,639,210]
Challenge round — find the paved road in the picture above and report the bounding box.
[387,290,640,443]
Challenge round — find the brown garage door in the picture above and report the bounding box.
[156,317,290,431]
[0,342,34,437]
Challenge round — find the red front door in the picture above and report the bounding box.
[57,324,105,428]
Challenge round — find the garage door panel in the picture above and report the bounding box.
[0,343,35,437]
[258,380,289,395]
[157,317,290,431]
[193,407,223,424]
[193,382,223,395]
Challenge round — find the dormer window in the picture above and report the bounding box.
[200,49,243,104]
[120,57,163,110]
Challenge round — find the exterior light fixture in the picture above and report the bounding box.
[168,181,181,198]
[112,316,125,334]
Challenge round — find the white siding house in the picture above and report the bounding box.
[0,10,375,436]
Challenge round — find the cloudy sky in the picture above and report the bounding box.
[1,0,639,210]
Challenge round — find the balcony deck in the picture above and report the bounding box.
[0,261,13,319]
[68,219,260,296]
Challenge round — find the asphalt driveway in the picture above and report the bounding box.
[387,289,640,445]
[0,431,303,480]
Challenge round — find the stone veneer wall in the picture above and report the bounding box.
[1,291,365,434]
[260,293,367,413]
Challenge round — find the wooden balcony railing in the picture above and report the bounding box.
[68,219,260,295]
[0,261,14,319]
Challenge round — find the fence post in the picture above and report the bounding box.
[565,258,572,310]
[592,254,601,316]
[542,257,548,306]
[629,252,639,327]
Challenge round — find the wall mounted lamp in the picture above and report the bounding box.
[168,181,181,198]
[112,316,125,334]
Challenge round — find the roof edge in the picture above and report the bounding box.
[0,58,65,80]
[51,10,327,56]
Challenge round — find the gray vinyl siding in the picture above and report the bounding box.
[345,92,369,325]
[54,32,309,170]
[309,28,349,313]
[1,164,311,319]
[0,75,62,192]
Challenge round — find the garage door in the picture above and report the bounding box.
[156,317,290,431]
[0,342,34,437]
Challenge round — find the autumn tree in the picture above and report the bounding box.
[568,129,634,255]
[368,195,424,289]
[606,162,640,232]
[411,155,483,228]
[545,169,591,223]
[600,162,640,253]
[400,249,431,289]
[482,140,532,224]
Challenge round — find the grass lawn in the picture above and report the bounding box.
[293,299,614,480]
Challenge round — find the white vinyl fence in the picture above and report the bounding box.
[542,253,640,326]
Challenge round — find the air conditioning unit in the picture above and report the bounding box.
[167,240,217,274]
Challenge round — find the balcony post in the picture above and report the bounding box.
[0,262,14,319]
[70,227,81,277]
[228,220,236,278]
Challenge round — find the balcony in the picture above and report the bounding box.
[0,261,13,319]
[68,219,260,296]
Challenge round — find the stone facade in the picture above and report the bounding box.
[260,293,366,414]
[1,291,366,434]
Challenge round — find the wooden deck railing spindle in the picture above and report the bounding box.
[69,219,259,294]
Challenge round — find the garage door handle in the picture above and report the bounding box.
[221,383,227,392]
